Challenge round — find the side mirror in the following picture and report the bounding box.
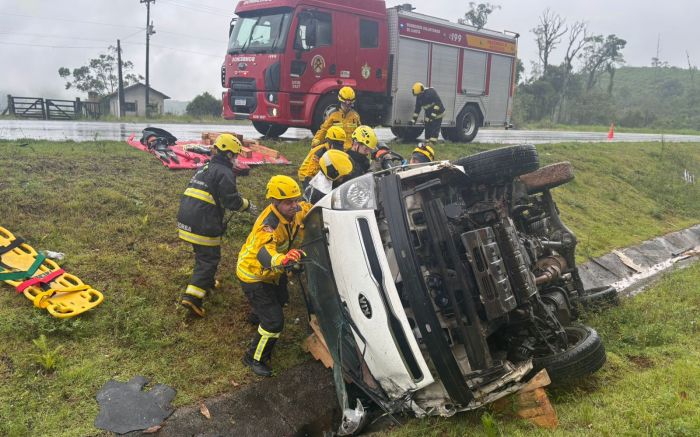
[229,17,237,37]
[294,12,317,51]
[306,18,318,48]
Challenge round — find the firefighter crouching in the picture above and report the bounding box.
[237,175,312,377]
[311,86,360,149]
[409,143,436,164]
[304,149,354,204]
[346,125,378,178]
[409,82,445,143]
[177,134,256,317]
[298,125,346,187]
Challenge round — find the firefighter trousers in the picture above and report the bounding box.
[425,118,442,143]
[241,277,289,363]
[184,244,221,300]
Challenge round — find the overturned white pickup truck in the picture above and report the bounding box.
[301,145,607,434]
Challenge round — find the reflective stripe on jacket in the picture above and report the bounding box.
[412,88,445,121]
[236,202,312,284]
[312,108,360,149]
[298,143,329,181]
[176,153,245,246]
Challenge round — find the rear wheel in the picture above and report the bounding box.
[531,325,606,385]
[252,121,288,138]
[452,106,480,143]
[390,126,424,142]
[453,144,539,183]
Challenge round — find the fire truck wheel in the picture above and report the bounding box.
[453,144,539,183]
[311,94,340,134]
[252,121,288,138]
[390,126,424,142]
[452,106,480,143]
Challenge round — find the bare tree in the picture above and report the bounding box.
[459,2,501,30]
[553,21,588,122]
[531,9,567,78]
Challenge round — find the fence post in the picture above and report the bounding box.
[41,98,47,120]
[75,97,82,118]
[7,95,14,116]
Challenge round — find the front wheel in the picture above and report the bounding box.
[531,325,606,385]
[311,94,339,134]
[390,126,424,142]
[252,121,288,138]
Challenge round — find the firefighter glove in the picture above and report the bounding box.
[311,138,321,147]
[281,249,306,266]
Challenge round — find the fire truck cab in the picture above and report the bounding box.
[222,0,517,142]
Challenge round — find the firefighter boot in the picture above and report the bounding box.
[243,326,280,377]
[180,294,205,317]
[180,284,207,317]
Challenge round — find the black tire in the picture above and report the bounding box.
[531,325,606,385]
[579,286,620,309]
[441,126,457,142]
[390,126,424,142]
[311,94,339,134]
[452,105,480,143]
[453,144,539,183]
[252,121,288,137]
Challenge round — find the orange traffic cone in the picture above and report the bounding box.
[607,123,615,140]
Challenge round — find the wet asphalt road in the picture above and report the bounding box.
[2,119,700,144]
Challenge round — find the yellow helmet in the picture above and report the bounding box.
[411,143,435,163]
[351,125,377,150]
[338,86,356,103]
[214,133,242,154]
[266,175,301,200]
[325,125,347,142]
[320,150,354,181]
[411,82,425,96]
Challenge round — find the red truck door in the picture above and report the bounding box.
[290,9,336,96]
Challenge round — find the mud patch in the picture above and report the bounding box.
[0,354,14,379]
[626,354,655,369]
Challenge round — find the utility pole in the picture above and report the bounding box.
[141,0,156,117]
[117,39,125,118]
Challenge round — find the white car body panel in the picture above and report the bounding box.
[322,208,434,396]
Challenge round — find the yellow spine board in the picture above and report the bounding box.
[0,226,104,318]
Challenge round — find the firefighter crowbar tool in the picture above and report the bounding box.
[0,226,104,318]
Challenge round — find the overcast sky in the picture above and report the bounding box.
[1,0,698,102]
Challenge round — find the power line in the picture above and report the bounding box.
[159,0,231,16]
[0,12,142,30]
[0,40,107,49]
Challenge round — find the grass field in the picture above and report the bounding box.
[0,138,699,436]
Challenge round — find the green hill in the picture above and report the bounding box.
[514,65,700,131]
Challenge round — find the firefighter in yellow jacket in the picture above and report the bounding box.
[237,175,312,377]
[298,125,346,186]
[311,86,360,149]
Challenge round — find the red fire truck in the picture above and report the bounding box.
[221,0,518,142]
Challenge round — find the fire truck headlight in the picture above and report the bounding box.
[267,92,277,103]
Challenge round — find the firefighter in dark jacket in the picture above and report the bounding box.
[237,175,312,377]
[177,134,255,317]
[409,82,445,143]
[346,125,378,179]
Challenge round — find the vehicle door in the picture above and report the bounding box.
[289,9,336,93]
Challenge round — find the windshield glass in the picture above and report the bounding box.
[228,11,292,54]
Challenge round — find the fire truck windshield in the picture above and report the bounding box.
[228,11,292,55]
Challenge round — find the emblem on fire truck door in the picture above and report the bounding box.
[311,54,326,74]
[361,63,371,79]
